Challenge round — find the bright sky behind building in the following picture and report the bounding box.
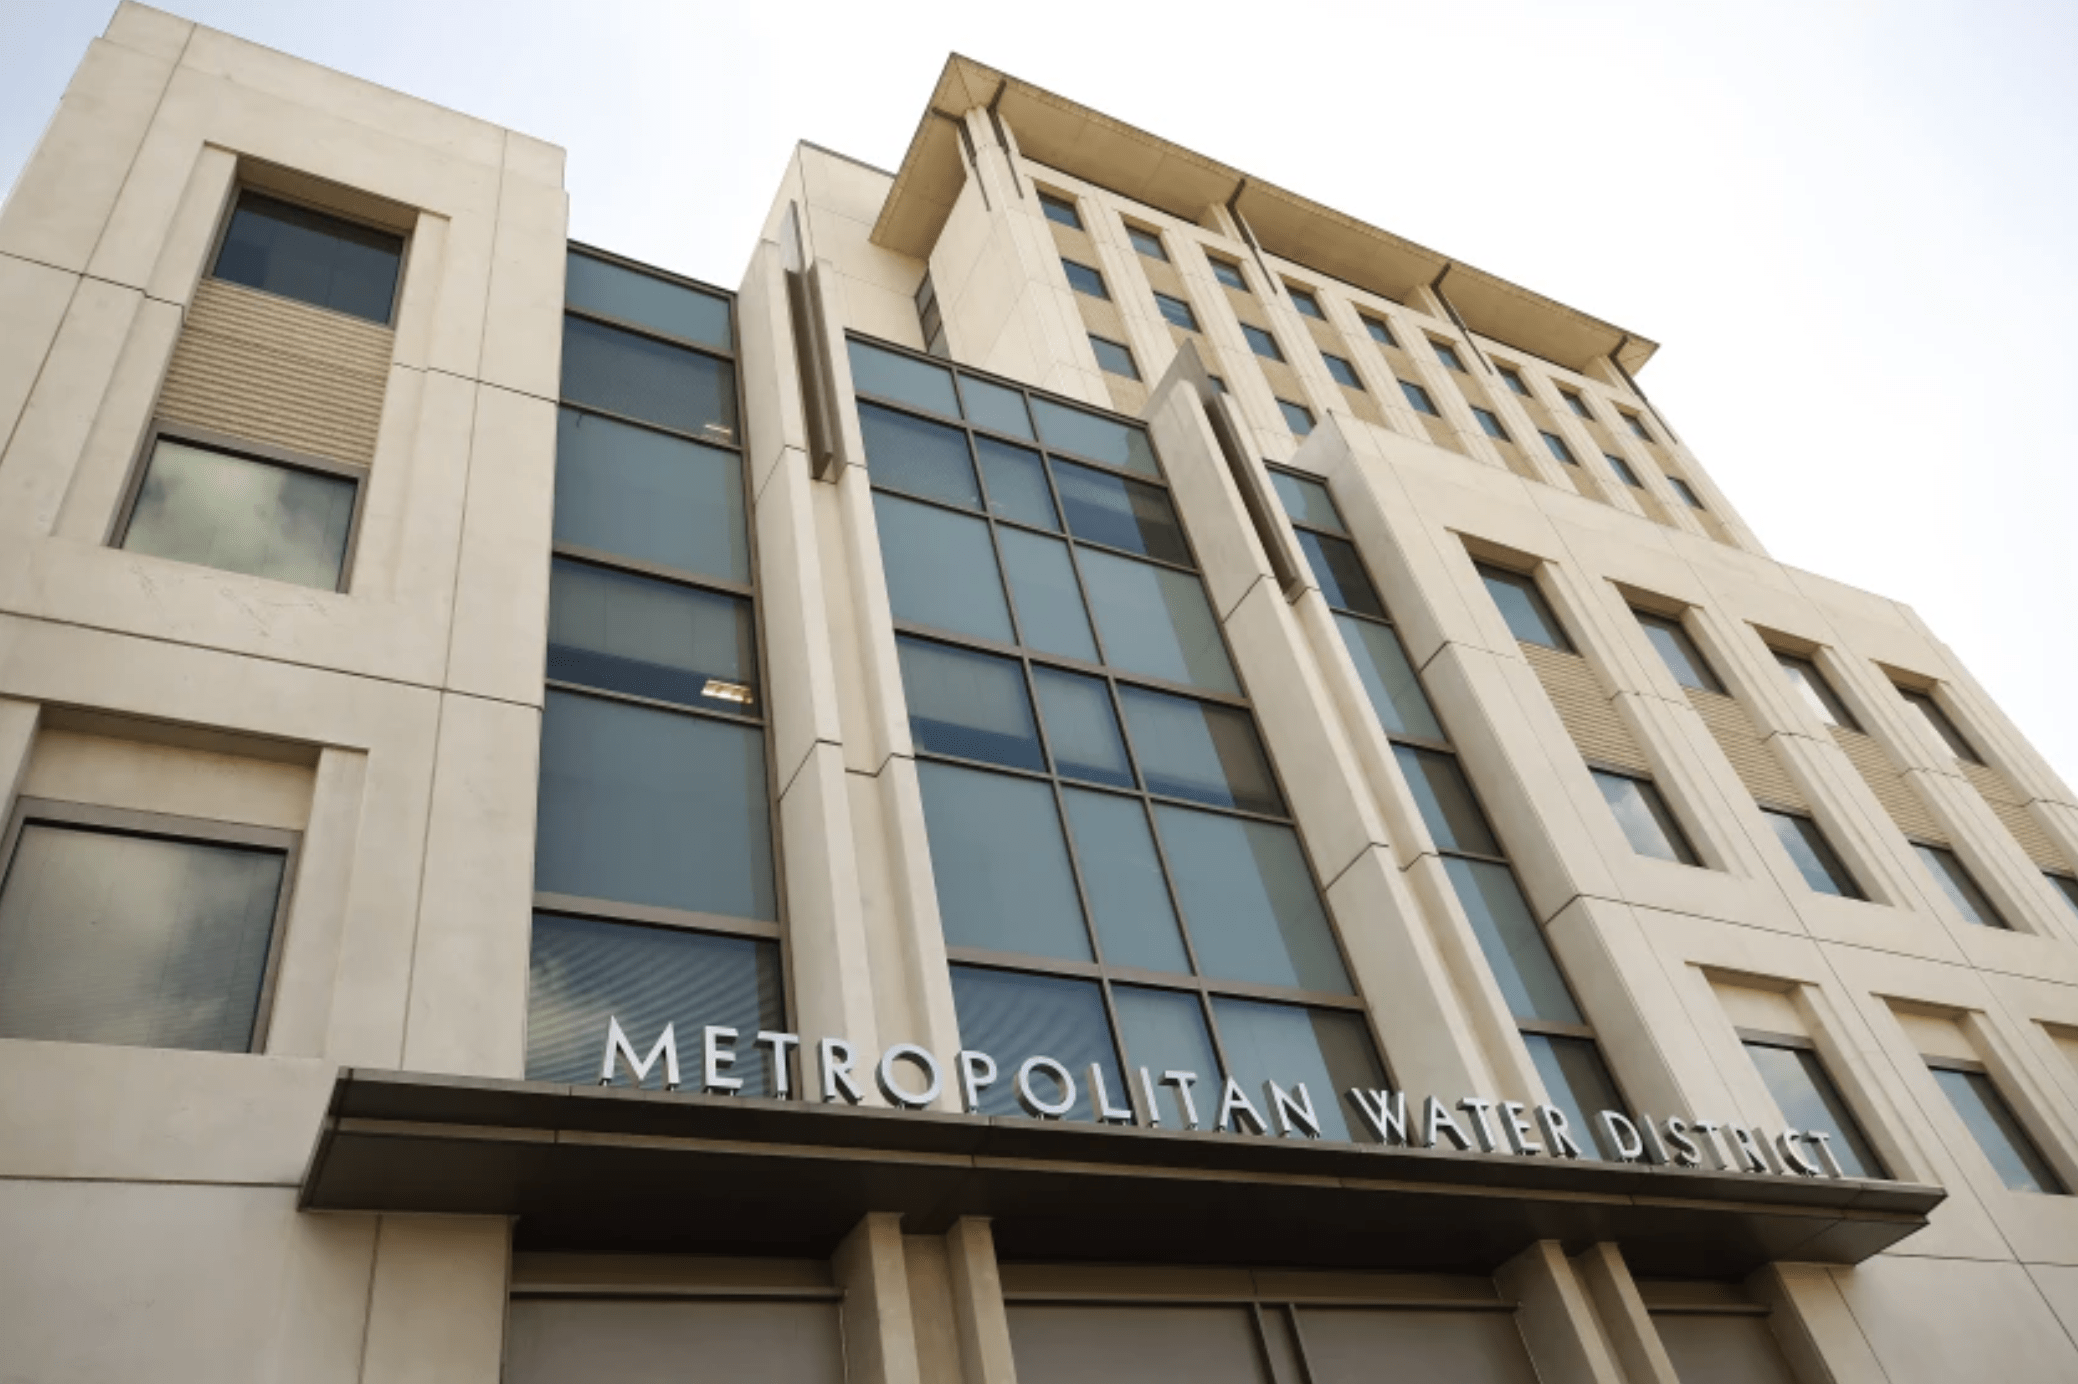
[4,0,2074,784]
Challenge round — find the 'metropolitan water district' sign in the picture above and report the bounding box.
[600,1017,1858,1179]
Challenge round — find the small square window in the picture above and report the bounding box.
[1062,258,1108,299]
[1471,407,1509,441]
[1241,323,1284,361]
[1089,334,1140,380]
[1127,225,1167,261]
[1322,354,1363,390]
[1153,291,1200,332]
[212,191,404,325]
[1432,341,1468,372]
[1210,258,1249,292]
[1593,769,1701,865]
[1666,476,1706,510]
[1287,285,1326,319]
[119,435,359,591]
[1399,379,1439,416]
[1539,431,1577,465]
[1497,366,1529,396]
[1277,399,1315,435]
[1039,191,1083,230]
[1623,412,1653,441]
[1362,316,1398,347]
[1603,453,1643,487]
[1561,390,1593,419]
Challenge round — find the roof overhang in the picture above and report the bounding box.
[873,56,1659,377]
[302,1071,1940,1276]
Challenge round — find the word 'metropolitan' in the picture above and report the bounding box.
[601,1018,1858,1180]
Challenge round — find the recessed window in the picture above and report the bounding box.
[1153,291,1200,332]
[1088,334,1140,380]
[1560,389,1593,419]
[1209,258,1249,292]
[1539,430,1578,465]
[0,805,291,1052]
[1762,810,1864,899]
[1362,315,1398,347]
[1914,843,2007,928]
[1666,476,1706,510]
[1126,225,1167,261]
[1896,685,1981,763]
[1062,258,1108,299]
[1039,191,1083,230]
[1241,323,1284,361]
[1622,412,1653,440]
[1476,563,1572,651]
[1398,379,1439,416]
[548,556,757,715]
[1593,769,1701,865]
[1772,651,1859,731]
[1743,1038,1885,1177]
[1928,1062,2067,1193]
[1208,374,1227,394]
[119,436,359,591]
[1322,353,1363,390]
[1431,340,1468,372]
[1287,285,1326,319]
[1470,406,1509,441]
[1277,399,1315,435]
[212,190,403,324]
[1497,366,1529,396]
[564,315,738,443]
[1633,611,1724,693]
[2045,872,2078,919]
[568,248,732,351]
[1603,453,1643,488]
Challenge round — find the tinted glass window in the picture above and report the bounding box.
[1210,259,1248,291]
[535,690,776,919]
[1078,549,1238,693]
[1445,858,1581,1025]
[1635,612,1724,693]
[1526,1033,1629,1160]
[1089,335,1140,381]
[1034,669,1134,788]
[1121,687,1283,815]
[1363,316,1397,347]
[1030,399,1160,476]
[898,637,1044,771]
[1297,532,1384,618]
[1395,745,1501,856]
[1898,687,1981,763]
[1931,1066,2066,1193]
[1561,390,1592,419]
[1667,476,1706,509]
[873,493,1013,643]
[122,439,355,591]
[1338,619,1443,741]
[1213,998,1384,1141]
[1039,193,1083,230]
[1277,400,1315,435]
[2048,873,2078,919]
[859,401,980,508]
[1914,844,2007,927]
[1112,986,1221,1126]
[1288,287,1325,318]
[1156,806,1348,993]
[1745,1042,1884,1178]
[1472,407,1508,441]
[1498,368,1529,396]
[1323,354,1363,389]
[0,822,284,1052]
[921,763,1089,961]
[562,315,737,443]
[213,192,402,323]
[553,409,746,581]
[1127,226,1168,260]
[1062,792,1189,973]
[1270,471,1343,532]
[1763,811,1864,899]
[950,965,1123,1121]
[976,438,1057,529]
[566,250,731,350]
[959,375,1035,440]
[849,339,960,418]
[527,914,782,1087]
[999,529,1098,660]
[1054,462,1190,563]
[1242,324,1284,361]
[1774,652,1858,730]
[1399,379,1438,415]
[1539,430,1577,465]
[1154,292,1200,331]
[1432,342,1466,372]
[1477,565,1571,650]
[1593,771,1700,865]
[547,558,756,713]
[1624,413,1653,440]
[1063,259,1108,298]
[1604,453,1643,488]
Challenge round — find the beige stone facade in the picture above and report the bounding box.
[2,9,2076,1381]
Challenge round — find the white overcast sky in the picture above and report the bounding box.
[5,0,2075,786]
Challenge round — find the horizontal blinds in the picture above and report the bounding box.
[1687,688,1807,810]
[1961,761,2067,869]
[1830,726,1946,843]
[1520,641,1650,774]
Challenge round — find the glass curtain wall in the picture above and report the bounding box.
[851,336,1389,1140]
[1268,468,1631,1158]
[527,247,784,1092]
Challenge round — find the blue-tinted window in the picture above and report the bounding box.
[1395,745,1501,856]
[1560,390,1593,420]
[1295,531,1383,618]
[1054,461,1190,564]
[1030,398,1160,476]
[950,966,1122,1121]
[849,338,960,418]
[1242,324,1284,361]
[553,410,746,582]
[1472,407,1508,441]
[1156,807,1348,993]
[1623,412,1653,441]
[1078,548,1238,693]
[1323,354,1363,390]
[122,439,356,591]
[1526,1034,1629,1161]
[1063,259,1109,299]
[1062,792,1188,973]
[999,529,1098,660]
[1915,844,2008,928]
[562,316,737,444]
[1127,226,1168,261]
[873,493,1014,643]
[1593,770,1700,866]
[1210,258,1249,291]
[959,375,1034,439]
[1604,453,1643,488]
[1212,998,1385,1141]
[1666,476,1706,509]
[1277,399,1315,435]
[1539,430,1577,465]
[567,250,731,350]
[1930,1065,2065,1193]
[1113,986,1220,1126]
[1635,611,1724,693]
[1270,471,1343,532]
[976,437,1057,529]
[1338,619,1442,741]
[1764,811,1864,899]
[1154,292,1200,331]
[1498,367,1529,396]
[1287,286,1326,319]
[213,192,402,324]
[1746,1042,1884,1178]
[898,637,1044,771]
[1363,316,1397,347]
[1446,859,1581,1026]
[1039,192,1084,230]
[1120,686,1283,815]
[1477,564,1571,650]
[1034,669,1134,788]
[921,763,1089,961]
[860,401,981,509]
[1088,335,1140,381]
[1432,341,1467,372]
[1399,379,1439,416]
[547,558,756,713]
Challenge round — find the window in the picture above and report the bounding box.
[1603,453,1643,488]
[1772,651,1859,731]
[914,270,947,358]
[1287,285,1326,318]
[1742,1037,1885,1177]
[1153,291,1199,332]
[1896,685,1981,763]
[1622,412,1653,441]
[1271,468,1633,1158]
[1666,476,1706,510]
[1322,353,1363,390]
[1398,379,1439,416]
[1497,366,1529,396]
[860,347,1388,1136]
[118,434,359,590]
[1431,340,1468,372]
[1593,769,1701,865]
[1126,225,1167,261]
[2048,872,2078,919]
[1928,1061,2067,1193]
[1559,389,1593,420]
[1362,315,1398,347]
[211,190,404,324]
[1476,564,1572,651]
[1209,257,1248,292]
[1089,334,1140,380]
[1208,374,1227,395]
[1539,430,1578,466]
[1913,843,2007,928]
[1470,406,1509,441]
[533,250,780,1075]
[1762,810,1864,899]
[1277,399,1315,435]
[1241,323,1284,361]
[1062,258,1108,299]
[0,801,292,1052]
[1633,611,1724,693]
[1039,191,1083,230]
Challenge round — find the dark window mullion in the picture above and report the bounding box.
[559,399,745,456]
[1026,655,1114,971]
[563,304,736,366]
[543,679,766,731]
[549,542,755,600]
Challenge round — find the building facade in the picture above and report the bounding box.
[4,6,2078,1380]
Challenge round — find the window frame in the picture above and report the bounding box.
[1061,257,1109,300]
[1474,561,1575,653]
[1430,340,1469,373]
[1361,315,1398,348]
[1735,1027,1888,1178]
[1757,806,1867,901]
[1208,257,1250,292]
[1038,190,1085,231]
[112,420,371,594]
[1908,839,2009,929]
[1125,224,1168,261]
[1087,333,1140,381]
[1470,406,1510,442]
[1286,284,1326,319]
[1924,1055,2070,1194]
[205,185,412,328]
[1151,290,1200,333]
[1895,684,1983,764]
[1632,609,1726,694]
[1770,649,1861,732]
[0,795,301,1054]
[1559,389,1594,420]
[1241,323,1285,362]
[1589,764,1704,867]
[1496,365,1530,397]
[1321,352,1364,391]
